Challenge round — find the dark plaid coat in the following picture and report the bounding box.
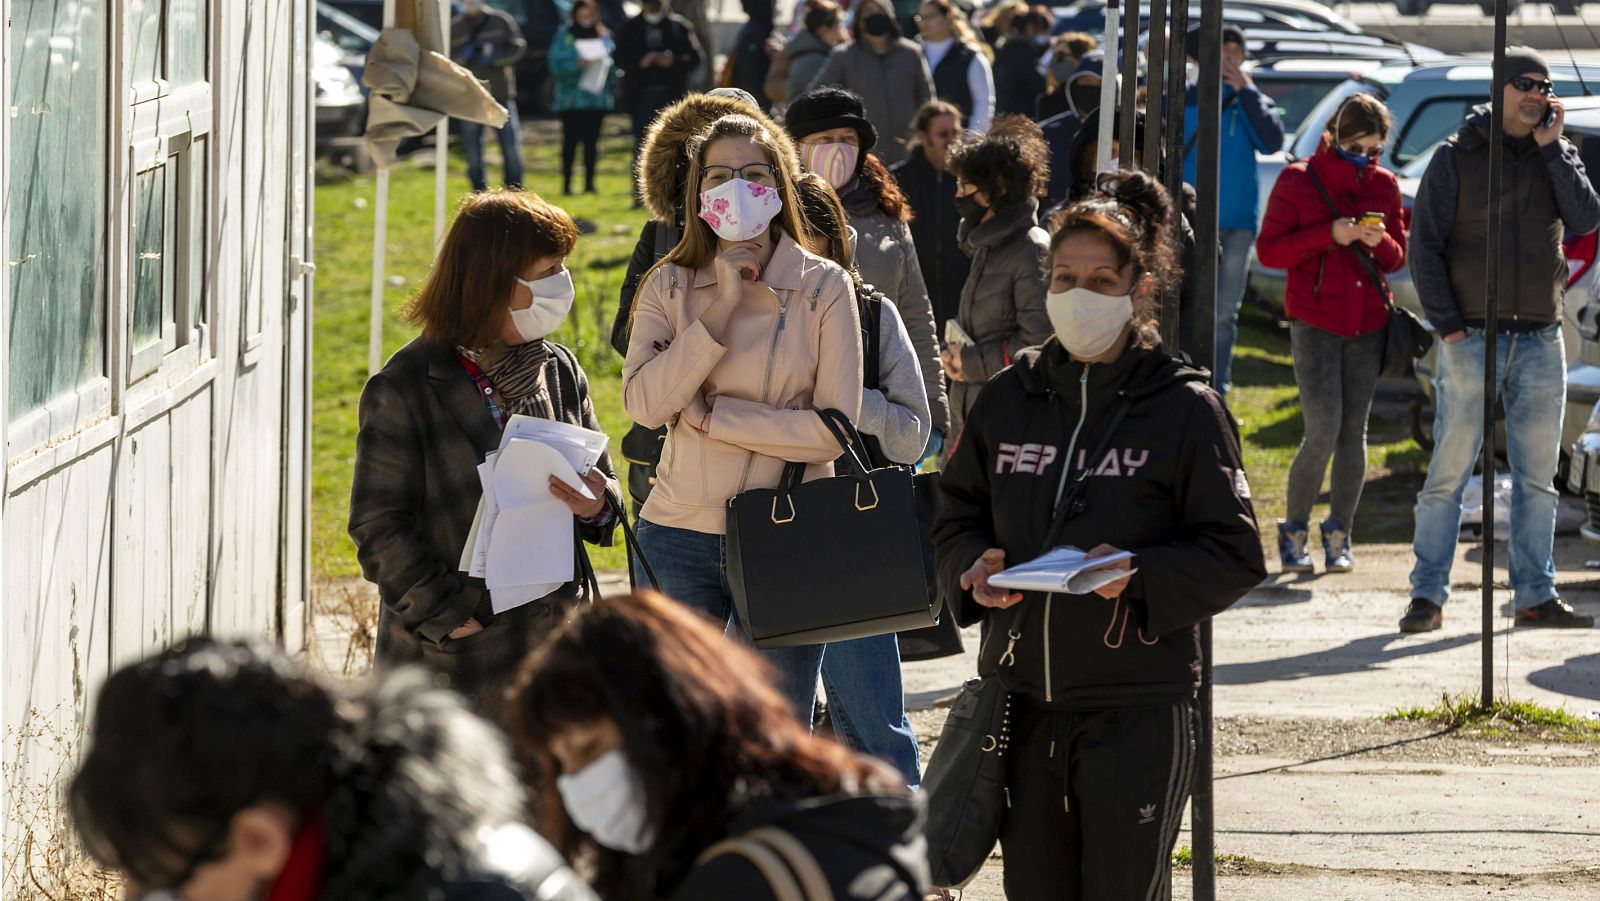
[349,337,618,716]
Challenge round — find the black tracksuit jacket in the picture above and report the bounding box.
[933,338,1267,710]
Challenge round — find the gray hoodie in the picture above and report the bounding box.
[807,38,934,165]
[860,292,934,464]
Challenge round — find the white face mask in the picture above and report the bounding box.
[556,749,657,855]
[509,269,575,343]
[699,177,784,243]
[1047,286,1133,358]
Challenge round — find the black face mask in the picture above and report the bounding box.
[955,193,987,220]
[862,13,894,36]
[1070,83,1102,118]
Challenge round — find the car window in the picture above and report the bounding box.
[1254,75,1344,138]
[1394,97,1477,167]
[1292,80,1375,159]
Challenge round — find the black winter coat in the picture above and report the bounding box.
[890,147,971,335]
[933,339,1265,709]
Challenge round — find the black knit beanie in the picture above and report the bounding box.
[784,87,879,152]
[1503,46,1550,80]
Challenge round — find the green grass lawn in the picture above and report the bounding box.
[313,117,646,579]
[311,122,1426,580]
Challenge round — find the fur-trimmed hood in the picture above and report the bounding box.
[635,92,797,223]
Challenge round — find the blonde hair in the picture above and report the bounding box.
[656,114,811,272]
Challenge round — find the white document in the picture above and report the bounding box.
[574,37,608,62]
[491,581,563,615]
[499,415,608,475]
[945,319,974,348]
[468,453,502,578]
[494,438,594,506]
[988,545,1137,595]
[486,500,575,589]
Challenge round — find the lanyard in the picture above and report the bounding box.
[458,355,506,430]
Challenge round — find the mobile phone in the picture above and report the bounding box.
[1543,104,1558,129]
[1358,212,1384,227]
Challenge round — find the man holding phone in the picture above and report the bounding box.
[1404,47,1600,632]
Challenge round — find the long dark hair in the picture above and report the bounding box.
[508,592,903,898]
[858,152,913,222]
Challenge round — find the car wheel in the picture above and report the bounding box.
[1395,0,1428,14]
[1555,0,1580,13]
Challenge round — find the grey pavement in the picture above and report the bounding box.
[905,538,1600,898]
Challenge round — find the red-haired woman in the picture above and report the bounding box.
[509,591,929,899]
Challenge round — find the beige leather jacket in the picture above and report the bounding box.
[623,234,864,534]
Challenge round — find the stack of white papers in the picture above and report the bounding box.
[459,415,610,613]
[988,545,1137,595]
[575,38,611,94]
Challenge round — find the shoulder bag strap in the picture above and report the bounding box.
[746,827,836,901]
[1183,94,1239,163]
[1303,167,1393,308]
[695,836,808,901]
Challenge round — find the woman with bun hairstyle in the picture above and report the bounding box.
[941,115,1054,444]
[933,171,1266,897]
[791,171,926,785]
[1256,93,1405,576]
[622,113,863,723]
[786,86,948,452]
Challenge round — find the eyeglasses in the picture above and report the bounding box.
[1510,75,1555,96]
[701,163,776,187]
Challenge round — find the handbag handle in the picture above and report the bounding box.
[776,408,874,493]
[1303,167,1394,310]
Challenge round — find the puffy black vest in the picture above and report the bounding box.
[930,42,975,121]
[1447,128,1566,325]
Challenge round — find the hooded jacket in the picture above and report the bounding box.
[806,38,934,165]
[1181,79,1285,232]
[782,29,835,105]
[948,196,1052,440]
[612,93,793,356]
[841,183,949,433]
[1041,52,1114,205]
[934,339,1266,709]
[1256,138,1406,339]
[622,234,864,535]
[1409,103,1600,337]
[890,146,971,336]
[992,34,1046,117]
[670,793,929,899]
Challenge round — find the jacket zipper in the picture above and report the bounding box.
[736,295,792,494]
[1042,365,1093,703]
[1313,255,1326,298]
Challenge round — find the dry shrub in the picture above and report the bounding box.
[2,709,119,900]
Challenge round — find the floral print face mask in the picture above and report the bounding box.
[698,178,784,242]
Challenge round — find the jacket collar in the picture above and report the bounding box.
[1308,137,1370,191]
[424,339,506,455]
[692,232,811,292]
[1013,335,1205,400]
[960,197,1039,251]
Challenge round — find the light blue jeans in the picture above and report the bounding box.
[1409,325,1566,608]
[1213,228,1257,394]
[458,100,524,192]
[819,635,923,786]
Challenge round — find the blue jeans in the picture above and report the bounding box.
[457,101,524,192]
[634,519,826,722]
[819,634,923,787]
[1213,228,1257,394]
[1409,325,1565,608]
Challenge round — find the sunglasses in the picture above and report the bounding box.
[1510,75,1555,96]
[1341,143,1383,160]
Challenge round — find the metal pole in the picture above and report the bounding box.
[435,0,450,249]
[1118,0,1140,169]
[1483,0,1508,708]
[370,0,399,378]
[1098,0,1122,173]
[1144,0,1167,176]
[1191,0,1223,897]
[1161,0,1189,351]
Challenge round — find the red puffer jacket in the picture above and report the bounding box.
[1256,139,1407,338]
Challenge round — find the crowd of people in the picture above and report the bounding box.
[71,4,1600,898]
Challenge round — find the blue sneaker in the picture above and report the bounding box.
[1278,520,1314,574]
[1321,518,1353,573]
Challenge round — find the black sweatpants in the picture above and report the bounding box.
[998,697,1198,900]
[560,109,606,192]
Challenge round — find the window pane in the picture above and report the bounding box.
[182,138,207,330]
[7,0,110,420]
[129,0,164,84]
[169,0,205,87]
[132,167,167,346]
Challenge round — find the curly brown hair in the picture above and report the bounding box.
[858,152,912,222]
[946,115,1050,208]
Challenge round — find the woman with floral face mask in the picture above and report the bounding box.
[509,591,928,900]
[787,87,949,455]
[622,113,863,722]
[932,170,1266,897]
[350,190,619,718]
[1257,93,1405,577]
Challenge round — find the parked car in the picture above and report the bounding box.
[317,0,378,85]
[1051,0,1367,36]
[314,30,366,146]
[1394,0,1523,16]
[1249,56,1397,139]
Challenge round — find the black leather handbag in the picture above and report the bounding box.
[725,409,937,649]
[1304,168,1433,379]
[922,399,1132,889]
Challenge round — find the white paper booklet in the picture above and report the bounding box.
[988,545,1137,594]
